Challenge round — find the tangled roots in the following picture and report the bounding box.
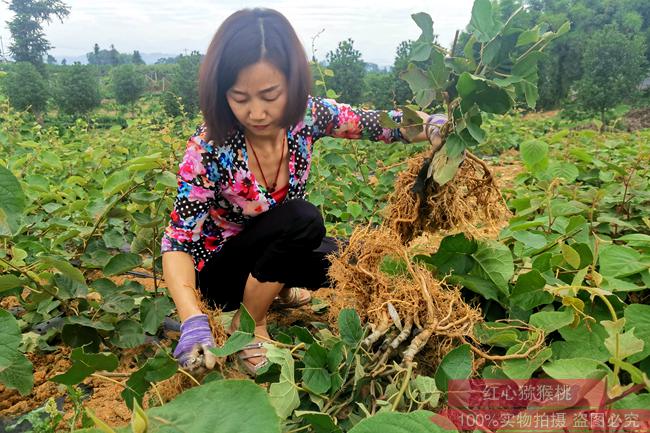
[327,225,483,365]
[385,151,510,244]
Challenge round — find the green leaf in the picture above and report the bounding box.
[561,244,581,269]
[457,73,512,114]
[0,275,22,293]
[599,244,650,278]
[472,240,514,295]
[502,346,552,380]
[520,139,548,172]
[602,319,644,360]
[134,379,281,433]
[473,322,521,348]
[296,412,342,433]
[338,308,363,347]
[410,375,441,408]
[400,64,435,108]
[410,41,433,62]
[101,293,135,314]
[429,144,464,186]
[0,166,26,235]
[265,345,300,419]
[61,324,101,352]
[380,255,409,277]
[542,358,607,380]
[131,400,148,433]
[66,316,115,331]
[517,27,540,47]
[347,202,362,219]
[39,256,86,285]
[121,351,178,410]
[51,345,118,385]
[510,269,553,310]
[447,274,501,303]
[87,408,118,433]
[625,304,650,363]
[529,309,574,334]
[211,305,255,357]
[110,320,145,349]
[411,12,434,43]
[302,343,331,395]
[469,0,499,42]
[325,89,338,99]
[103,253,143,276]
[434,344,472,392]
[140,297,173,335]
[103,171,131,197]
[552,321,609,362]
[348,411,456,433]
[548,162,579,183]
[0,309,33,395]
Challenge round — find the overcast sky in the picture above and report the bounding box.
[0,0,475,67]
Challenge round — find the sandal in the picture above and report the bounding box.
[226,321,270,377]
[271,287,312,310]
[236,340,269,376]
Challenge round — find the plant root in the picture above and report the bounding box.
[327,225,483,372]
[385,150,510,244]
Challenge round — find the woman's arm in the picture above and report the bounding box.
[163,251,203,321]
[161,125,219,320]
[309,96,445,145]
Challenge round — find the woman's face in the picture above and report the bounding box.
[226,60,288,140]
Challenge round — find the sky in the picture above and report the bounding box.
[0,0,475,67]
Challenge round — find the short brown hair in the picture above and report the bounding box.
[199,8,312,144]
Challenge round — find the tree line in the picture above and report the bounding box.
[0,0,648,124]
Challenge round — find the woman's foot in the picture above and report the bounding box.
[227,315,270,375]
[272,287,312,309]
[237,325,270,374]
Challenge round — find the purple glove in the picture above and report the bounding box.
[425,113,448,152]
[173,314,217,372]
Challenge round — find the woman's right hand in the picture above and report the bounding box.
[173,314,218,374]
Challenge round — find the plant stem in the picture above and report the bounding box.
[391,363,413,411]
[176,368,201,386]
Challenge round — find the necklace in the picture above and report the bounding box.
[245,130,286,193]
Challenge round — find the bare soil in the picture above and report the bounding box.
[624,107,650,131]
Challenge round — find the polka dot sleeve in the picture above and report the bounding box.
[308,96,407,144]
[161,126,220,256]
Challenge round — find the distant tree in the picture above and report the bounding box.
[5,0,70,71]
[392,40,413,105]
[132,50,145,65]
[363,72,394,109]
[46,53,56,64]
[53,62,101,117]
[110,64,146,110]
[576,27,647,125]
[161,51,202,117]
[1,61,48,115]
[326,38,365,105]
[391,36,439,106]
[61,58,66,65]
[108,44,119,66]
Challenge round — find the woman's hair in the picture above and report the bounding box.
[199,8,312,144]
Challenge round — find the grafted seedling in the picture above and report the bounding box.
[380,3,569,241]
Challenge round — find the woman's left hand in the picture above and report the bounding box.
[399,111,447,152]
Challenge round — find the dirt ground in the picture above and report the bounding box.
[0,155,524,429]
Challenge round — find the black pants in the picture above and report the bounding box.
[197,198,342,311]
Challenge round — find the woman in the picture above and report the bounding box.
[161,7,446,376]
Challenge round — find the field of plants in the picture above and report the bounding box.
[1,1,650,433]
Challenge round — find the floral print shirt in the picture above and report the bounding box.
[161,96,408,271]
